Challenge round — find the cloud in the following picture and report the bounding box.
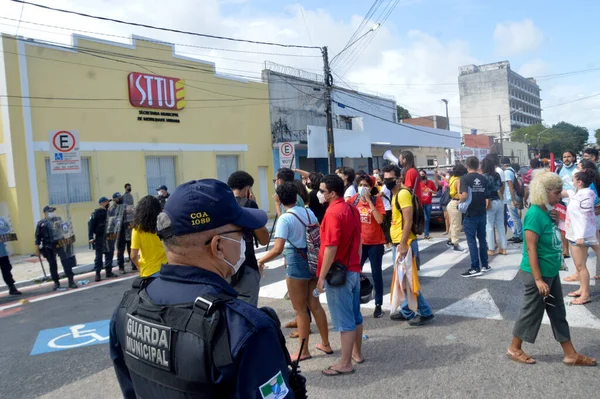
[494,19,543,56]
[518,58,551,78]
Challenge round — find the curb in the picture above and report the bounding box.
[3,262,108,292]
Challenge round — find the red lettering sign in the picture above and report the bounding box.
[128,72,186,110]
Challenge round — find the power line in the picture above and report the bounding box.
[545,92,600,108]
[8,0,321,50]
[0,16,321,57]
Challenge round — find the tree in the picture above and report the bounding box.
[511,121,589,156]
[397,105,411,121]
[595,128,600,144]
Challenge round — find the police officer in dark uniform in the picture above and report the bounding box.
[156,185,170,210]
[35,206,77,290]
[106,192,128,275]
[110,179,301,398]
[89,196,115,282]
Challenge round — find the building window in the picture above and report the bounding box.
[216,155,239,182]
[45,158,92,205]
[145,156,177,195]
[426,158,435,166]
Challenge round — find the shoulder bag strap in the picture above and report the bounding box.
[344,204,357,266]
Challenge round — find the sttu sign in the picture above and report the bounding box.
[128,72,186,111]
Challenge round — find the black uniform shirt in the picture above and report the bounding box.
[109,265,294,399]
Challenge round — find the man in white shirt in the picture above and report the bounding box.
[502,157,523,243]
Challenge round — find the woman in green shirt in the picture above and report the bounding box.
[507,171,596,366]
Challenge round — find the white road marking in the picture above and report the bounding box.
[419,243,469,277]
[258,279,288,299]
[479,249,522,281]
[437,288,503,320]
[542,296,600,329]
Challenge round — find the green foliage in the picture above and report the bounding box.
[396,105,411,121]
[511,122,589,155]
[595,128,600,145]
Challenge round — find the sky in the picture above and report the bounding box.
[1,0,599,137]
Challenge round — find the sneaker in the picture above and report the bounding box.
[424,236,432,240]
[8,285,22,295]
[461,268,482,278]
[95,273,102,282]
[481,265,492,273]
[390,312,409,321]
[373,305,384,318]
[105,271,117,278]
[408,314,434,326]
[453,244,466,252]
[53,282,61,291]
[446,240,453,248]
[507,237,517,242]
[119,268,127,275]
[512,238,523,244]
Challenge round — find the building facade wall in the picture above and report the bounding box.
[0,34,274,254]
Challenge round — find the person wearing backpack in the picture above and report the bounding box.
[387,170,434,326]
[460,156,492,277]
[502,157,523,244]
[227,171,270,307]
[348,174,387,318]
[259,182,331,362]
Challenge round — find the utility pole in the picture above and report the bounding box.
[322,46,336,173]
[498,115,503,156]
[441,99,449,130]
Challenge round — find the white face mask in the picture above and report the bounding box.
[359,186,369,197]
[47,212,55,218]
[317,191,326,204]
[373,173,379,179]
[220,236,246,273]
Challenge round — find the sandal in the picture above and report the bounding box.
[563,354,597,366]
[563,274,580,282]
[571,297,591,305]
[284,320,298,329]
[322,366,355,376]
[507,349,536,364]
[352,357,365,364]
[316,344,334,355]
[289,330,299,338]
[567,291,581,298]
[488,250,498,256]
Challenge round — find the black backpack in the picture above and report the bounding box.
[508,168,524,198]
[230,198,258,287]
[394,179,425,236]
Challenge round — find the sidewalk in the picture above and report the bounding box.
[1,218,278,291]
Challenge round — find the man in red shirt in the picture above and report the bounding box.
[317,174,364,376]
[419,169,438,239]
[400,150,422,204]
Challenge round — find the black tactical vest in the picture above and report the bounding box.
[114,278,235,398]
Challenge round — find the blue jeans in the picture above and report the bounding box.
[423,204,432,237]
[360,244,385,306]
[325,271,363,332]
[398,240,432,319]
[507,202,523,239]
[486,199,506,251]
[463,214,488,270]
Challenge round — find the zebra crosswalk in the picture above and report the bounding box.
[251,237,600,329]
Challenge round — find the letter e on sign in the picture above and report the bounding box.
[49,130,81,175]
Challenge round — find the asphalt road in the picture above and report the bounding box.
[2,225,600,398]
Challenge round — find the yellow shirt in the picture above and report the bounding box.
[131,228,167,277]
[390,189,417,244]
[449,176,460,199]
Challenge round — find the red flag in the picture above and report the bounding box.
[550,153,555,172]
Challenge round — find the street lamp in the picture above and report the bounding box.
[440,99,449,130]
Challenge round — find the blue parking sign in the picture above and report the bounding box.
[54,153,63,161]
[31,320,110,355]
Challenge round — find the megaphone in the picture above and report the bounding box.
[383,149,399,165]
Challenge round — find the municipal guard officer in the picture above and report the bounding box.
[110,179,299,398]
[35,205,77,290]
[89,196,115,282]
[106,192,128,275]
[156,185,169,209]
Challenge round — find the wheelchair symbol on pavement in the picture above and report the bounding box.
[31,319,111,355]
[48,324,109,349]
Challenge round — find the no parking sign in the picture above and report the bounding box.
[278,142,295,169]
[49,130,81,174]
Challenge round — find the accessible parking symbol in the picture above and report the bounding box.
[31,320,110,355]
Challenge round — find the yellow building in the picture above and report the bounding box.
[0,33,274,255]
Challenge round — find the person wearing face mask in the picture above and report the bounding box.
[507,171,597,367]
[156,185,170,210]
[89,196,115,281]
[110,179,301,398]
[122,183,135,206]
[35,205,77,290]
[419,169,437,240]
[105,192,129,277]
[308,172,328,223]
[348,175,386,318]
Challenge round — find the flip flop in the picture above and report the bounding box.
[352,357,365,364]
[506,349,536,364]
[294,355,312,362]
[563,354,597,366]
[567,292,581,298]
[322,366,355,376]
[563,275,580,282]
[571,298,592,305]
[316,344,334,355]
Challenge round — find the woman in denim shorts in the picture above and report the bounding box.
[259,182,331,361]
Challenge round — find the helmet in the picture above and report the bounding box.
[360,274,373,304]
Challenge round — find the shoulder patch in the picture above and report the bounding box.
[259,370,289,399]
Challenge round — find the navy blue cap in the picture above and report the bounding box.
[112,192,122,199]
[157,185,168,191]
[160,179,267,237]
[43,205,56,213]
[98,197,110,204]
